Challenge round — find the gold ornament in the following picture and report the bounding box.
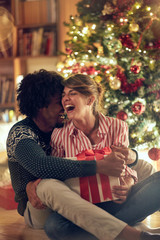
[129,23,139,32]
[109,77,121,90]
[94,75,102,83]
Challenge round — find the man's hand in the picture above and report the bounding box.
[111,145,136,165]
[112,176,134,204]
[26,179,46,209]
[96,152,125,177]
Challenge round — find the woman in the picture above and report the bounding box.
[47,74,160,240]
[51,74,137,204]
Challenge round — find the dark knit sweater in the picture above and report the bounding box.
[6,117,96,216]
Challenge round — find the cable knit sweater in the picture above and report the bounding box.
[6,117,96,216]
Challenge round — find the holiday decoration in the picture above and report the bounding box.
[129,23,139,32]
[57,0,160,150]
[109,76,121,90]
[94,75,102,83]
[148,148,160,161]
[65,47,73,55]
[116,111,128,121]
[131,101,145,115]
[130,65,141,74]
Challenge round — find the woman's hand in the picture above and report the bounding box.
[111,145,137,165]
[112,176,134,204]
[26,179,46,209]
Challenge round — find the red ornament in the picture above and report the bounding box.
[131,101,145,115]
[119,34,135,49]
[116,110,128,121]
[116,68,144,94]
[87,66,96,75]
[148,148,160,161]
[65,48,73,55]
[130,65,141,74]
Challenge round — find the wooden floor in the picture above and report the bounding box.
[0,208,160,240]
[0,208,49,240]
[143,211,160,228]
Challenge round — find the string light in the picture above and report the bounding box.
[147,122,156,132]
[146,6,151,11]
[135,3,141,9]
[82,27,88,34]
[57,0,160,150]
[73,36,78,41]
[91,24,96,30]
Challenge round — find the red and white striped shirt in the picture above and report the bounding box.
[50,113,137,203]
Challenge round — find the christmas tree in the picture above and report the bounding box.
[57,0,160,152]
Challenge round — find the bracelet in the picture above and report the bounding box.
[127,149,138,167]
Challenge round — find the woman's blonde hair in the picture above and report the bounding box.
[62,74,105,115]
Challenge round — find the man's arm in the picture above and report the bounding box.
[15,138,97,181]
[96,151,125,176]
[27,151,126,209]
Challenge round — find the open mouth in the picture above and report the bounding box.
[65,105,75,113]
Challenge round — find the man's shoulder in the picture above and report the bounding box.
[7,118,38,149]
[8,118,36,138]
[7,118,39,162]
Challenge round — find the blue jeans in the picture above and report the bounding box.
[44,171,160,240]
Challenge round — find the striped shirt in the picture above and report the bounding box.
[50,113,137,203]
[51,113,129,157]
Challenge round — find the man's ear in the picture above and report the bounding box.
[87,96,95,105]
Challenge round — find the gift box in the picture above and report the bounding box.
[0,184,18,210]
[65,147,120,204]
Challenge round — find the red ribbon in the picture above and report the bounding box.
[136,16,158,50]
[76,147,113,203]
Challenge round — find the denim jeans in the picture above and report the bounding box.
[44,171,160,240]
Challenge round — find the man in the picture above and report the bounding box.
[7,69,159,240]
